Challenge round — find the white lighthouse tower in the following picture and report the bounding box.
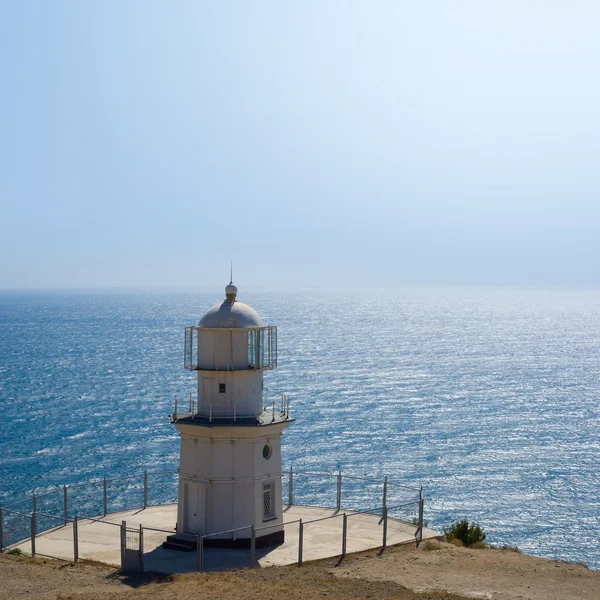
[167,281,292,549]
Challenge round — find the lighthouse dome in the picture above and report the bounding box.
[198,283,264,329]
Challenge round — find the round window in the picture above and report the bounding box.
[262,444,272,459]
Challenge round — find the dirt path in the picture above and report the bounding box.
[0,541,597,600]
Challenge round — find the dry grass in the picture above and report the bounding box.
[468,541,488,550]
[0,551,469,600]
[421,540,440,551]
[498,545,521,553]
[445,538,488,549]
[2,540,599,600]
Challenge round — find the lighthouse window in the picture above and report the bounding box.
[262,443,272,459]
[219,383,226,393]
[262,481,276,520]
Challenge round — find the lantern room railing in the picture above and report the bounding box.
[184,325,277,372]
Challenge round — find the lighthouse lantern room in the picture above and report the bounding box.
[169,282,292,548]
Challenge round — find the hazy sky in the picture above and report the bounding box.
[1,1,599,290]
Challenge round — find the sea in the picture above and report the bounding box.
[0,288,598,568]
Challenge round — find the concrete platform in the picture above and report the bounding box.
[12,504,441,573]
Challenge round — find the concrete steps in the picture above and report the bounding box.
[162,534,197,552]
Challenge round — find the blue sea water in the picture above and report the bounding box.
[0,288,599,568]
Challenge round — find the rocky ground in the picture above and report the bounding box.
[0,540,597,600]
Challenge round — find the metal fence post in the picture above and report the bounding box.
[288,466,294,506]
[120,521,126,569]
[73,515,79,562]
[32,494,37,515]
[103,477,108,516]
[139,524,144,572]
[250,525,256,566]
[63,485,68,524]
[0,507,4,552]
[196,535,203,572]
[382,476,388,509]
[341,513,347,558]
[417,495,424,547]
[336,471,342,511]
[143,471,148,509]
[298,519,303,566]
[382,506,388,551]
[31,513,36,558]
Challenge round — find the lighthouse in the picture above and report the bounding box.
[167,281,292,548]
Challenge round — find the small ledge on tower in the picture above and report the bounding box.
[170,410,293,428]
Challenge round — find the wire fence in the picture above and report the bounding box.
[0,466,426,572]
[1,508,32,549]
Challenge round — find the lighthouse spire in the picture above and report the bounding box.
[225,264,238,302]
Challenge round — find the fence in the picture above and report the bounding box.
[172,393,290,423]
[0,467,425,572]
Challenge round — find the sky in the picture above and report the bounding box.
[1,1,599,290]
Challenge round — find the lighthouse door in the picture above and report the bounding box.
[184,483,205,535]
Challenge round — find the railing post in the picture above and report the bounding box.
[382,476,388,510]
[341,513,347,558]
[63,485,68,524]
[103,477,108,516]
[31,512,36,558]
[250,525,256,566]
[32,494,37,515]
[73,515,79,562]
[197,535,203,572]
[0,507,3,552]
[288,466,294,506]
[382,506,388,551]
[143,471,148,509]
[139,524,144,572]
[184,327,188,369]
[336,471,342,511]
[120,520,126,569]
[298,519,303,566]
[417,494,424,547]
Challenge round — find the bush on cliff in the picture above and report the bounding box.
[443,520,486,547]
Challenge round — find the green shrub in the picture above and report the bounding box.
[7,548,24,556]
[443,520,486,547]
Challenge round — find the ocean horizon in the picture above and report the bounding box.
[1,288,598,568]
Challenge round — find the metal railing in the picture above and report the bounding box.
[172,392,290,422]
[0,470,177,554]
[0,466,425,571]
